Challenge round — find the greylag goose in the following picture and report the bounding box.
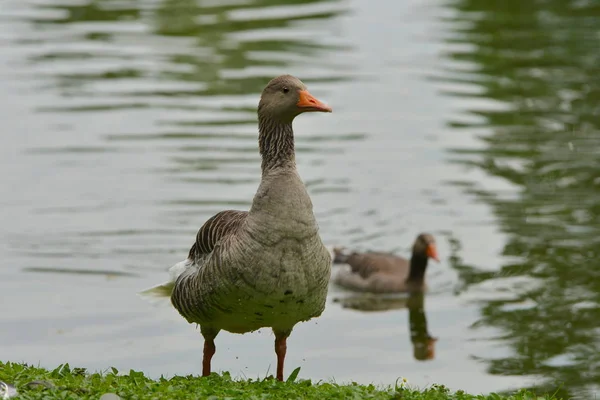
[332,233,439,293]
[140,75,333,381]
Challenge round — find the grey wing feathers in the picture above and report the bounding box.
[346,254,380,279]
[344,253,406,279]
[188,210,248,259]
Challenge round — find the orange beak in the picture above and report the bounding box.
[426,244,440,262]
[297,90,332,113]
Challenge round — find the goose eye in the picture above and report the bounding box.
[282,87,289,94]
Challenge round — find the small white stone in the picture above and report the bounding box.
[99,394,122,400]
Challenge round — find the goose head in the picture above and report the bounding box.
[258,75,332,123]
[413,233,440,262]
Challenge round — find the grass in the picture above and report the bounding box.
[0,361,558,400]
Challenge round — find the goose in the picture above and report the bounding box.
[140,75,333,381]
[331,233,439,293]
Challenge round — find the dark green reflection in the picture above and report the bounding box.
[153,0,349,96]
[438,0,600,398]
[24,0,349,101]
[332,292,437,362]
[20,0,353,184]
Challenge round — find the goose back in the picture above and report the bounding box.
[343,252,410,279]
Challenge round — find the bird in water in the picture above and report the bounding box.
[140,75,333,382]
[332,233,439,293]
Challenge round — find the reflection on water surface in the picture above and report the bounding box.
[439,0,600,398]
[0,0,599,397]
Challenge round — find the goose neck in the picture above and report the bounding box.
[258,115,296,174]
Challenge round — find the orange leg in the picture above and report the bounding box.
[201,327,219,377]
[274,330,291,381]
[202,338,216,377]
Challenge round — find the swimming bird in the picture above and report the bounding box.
[332,233,439,293]
[140,75,333,381]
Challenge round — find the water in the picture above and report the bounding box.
[0,0,598,398]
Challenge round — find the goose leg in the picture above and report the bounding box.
[273,329,292,381]
[201,327,220,377]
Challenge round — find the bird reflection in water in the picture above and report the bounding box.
[329,233,439,360]
[332,292,437,361]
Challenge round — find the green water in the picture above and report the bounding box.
[438,1,600,398]
[0,0,598,398]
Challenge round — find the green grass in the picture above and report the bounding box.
[0,361,558,400]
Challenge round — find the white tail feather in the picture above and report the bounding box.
[138,281,175,298]
[137,259,194,305]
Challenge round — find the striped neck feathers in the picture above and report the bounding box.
[258,114,296,174]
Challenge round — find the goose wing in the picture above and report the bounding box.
[188,210,248,259]
[344,252,408,279]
